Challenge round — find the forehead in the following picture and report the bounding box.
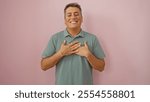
[65,7,81,13]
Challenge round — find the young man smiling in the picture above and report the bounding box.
[41,3,105,85]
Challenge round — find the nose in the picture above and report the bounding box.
[71,14,76,18]
[71,16,75,19]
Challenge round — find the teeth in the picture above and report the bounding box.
[71,21,77,24]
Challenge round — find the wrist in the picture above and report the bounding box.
[85,52,92,58]
[57,50,64,57]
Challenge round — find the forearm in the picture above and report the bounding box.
[86,53,105,72]
[41,51,63,71]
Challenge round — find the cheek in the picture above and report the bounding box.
[64,18,67,22]
[80,17,83,22]
[65,19,69,25]
[65,17,70,20]
[65,18,70,23]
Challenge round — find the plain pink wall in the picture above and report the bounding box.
[0,0,150,84]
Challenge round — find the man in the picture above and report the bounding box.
[41,3,105,85]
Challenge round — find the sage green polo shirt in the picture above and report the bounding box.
[42,29,105,85]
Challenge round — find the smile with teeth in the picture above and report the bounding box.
[70,21,78,24]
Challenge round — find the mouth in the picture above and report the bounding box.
[70,21,78,24]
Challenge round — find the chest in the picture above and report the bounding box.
[55,37,94,52]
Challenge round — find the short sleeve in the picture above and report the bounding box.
[41,37,56,58]
[92,36,105,59]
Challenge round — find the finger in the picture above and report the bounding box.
[69,41,79,46]
[70,43,81,48]
[63,40,66,45]
[70,49,79,54]
[84,41,88,47]
[70,43,80,49]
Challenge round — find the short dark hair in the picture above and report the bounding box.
[64,3,82,15]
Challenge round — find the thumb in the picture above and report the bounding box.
[62,40,66,45]
[84,41,88,47]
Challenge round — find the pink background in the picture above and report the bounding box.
[0,0,150,84]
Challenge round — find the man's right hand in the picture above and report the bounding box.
[58,40,80,57]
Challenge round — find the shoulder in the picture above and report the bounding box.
[51,30,64,39]
[47,30,64,45]
[82,30,97,40]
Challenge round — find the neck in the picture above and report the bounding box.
[67,28,81,37]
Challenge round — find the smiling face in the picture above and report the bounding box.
[64,7,83,30]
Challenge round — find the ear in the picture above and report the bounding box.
[81,16,83,23]
[64,14,67,26]
[64,18,67,26]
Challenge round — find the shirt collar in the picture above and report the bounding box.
[64,29,84,38]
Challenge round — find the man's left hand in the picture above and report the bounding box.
[75,42,91,57]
